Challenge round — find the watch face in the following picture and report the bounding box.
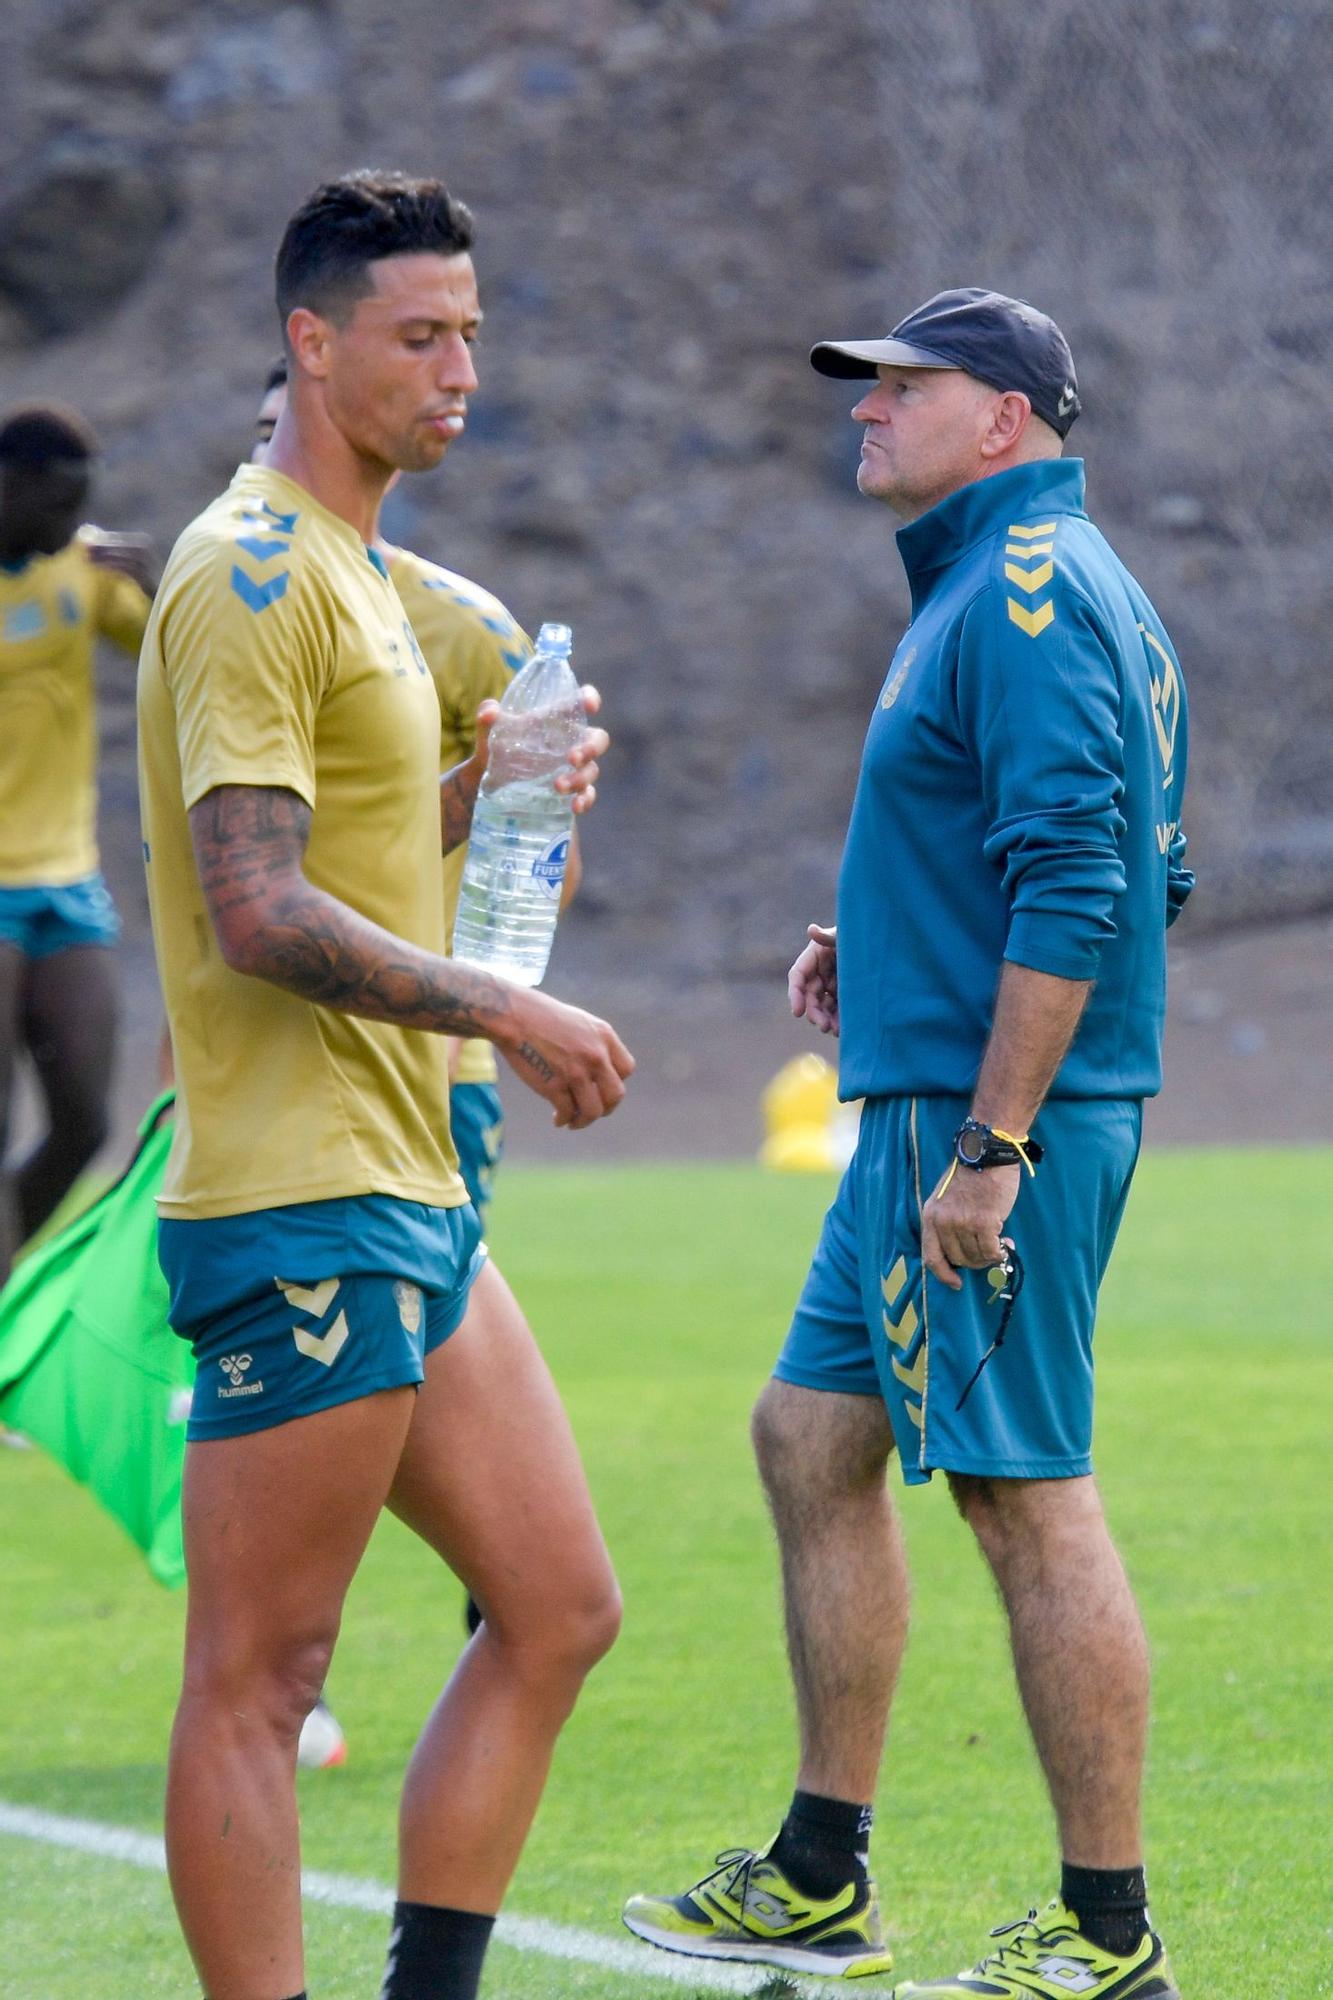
[958,1127,986,1165]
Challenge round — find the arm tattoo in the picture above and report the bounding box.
[189,785,513,1039]
[513,1040,555,1084]
[439,758,482,856]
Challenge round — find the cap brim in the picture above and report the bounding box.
[809,337,959,379]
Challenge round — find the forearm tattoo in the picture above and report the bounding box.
[439,758,482,856]
[190,786,513,1038]
[513,1041,555,1084]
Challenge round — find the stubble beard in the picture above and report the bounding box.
[857,450,912,516]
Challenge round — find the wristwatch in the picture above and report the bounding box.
[952,1117,1044,1172]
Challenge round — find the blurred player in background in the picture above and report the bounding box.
[0,405,154,1285]
[140,171,631,2000]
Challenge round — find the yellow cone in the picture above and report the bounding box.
[759,1054,859,1172]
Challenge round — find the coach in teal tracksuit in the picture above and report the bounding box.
[623,293,1190,1999]
[778,452,1193,1487]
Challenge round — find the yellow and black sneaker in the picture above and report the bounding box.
[892,1897,1179,1998]
[623,1842,894,1979]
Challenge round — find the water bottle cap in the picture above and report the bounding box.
[535,621,573,655]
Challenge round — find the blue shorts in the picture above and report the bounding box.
[449,1080,505,1222]
[775,1094,1142,1485]
[159,1194,485,1441]
[0,874,120,957]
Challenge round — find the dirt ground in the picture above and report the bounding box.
[21,913,1324,1182]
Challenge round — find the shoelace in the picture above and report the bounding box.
[704,1849,768,1928]
[976,1909,1094,1975]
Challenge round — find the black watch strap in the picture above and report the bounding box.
[953,1117,1045,1173]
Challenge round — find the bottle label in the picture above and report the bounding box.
[530,834,569,900]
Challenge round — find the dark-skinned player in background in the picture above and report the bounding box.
[0,405,155,1286]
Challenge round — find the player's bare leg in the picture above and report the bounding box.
[949,1471,1149,1866]
[166,1386,417,2000]
[387,1257,621,1912]
[751,1378,908,1803]
[0,940,23,1283]
[14,943,117,1240]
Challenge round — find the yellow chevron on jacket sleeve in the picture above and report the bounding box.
[1004,519,1060,635]
[1007,597,1055,639]
[1004,558,1054,593]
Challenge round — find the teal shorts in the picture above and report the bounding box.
[0,873,120,957]
[449,1080,505,1221]
[775,1094,1142,1484]
[159,1194,485,1442]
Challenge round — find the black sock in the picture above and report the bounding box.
[769,1789,873,1900]
[380,1902,495,2000]
[1061,1862,1149,1956]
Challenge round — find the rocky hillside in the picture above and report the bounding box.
[3,0,1330,994]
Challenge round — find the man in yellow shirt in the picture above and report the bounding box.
[256,356,577,1230]
[139,171,632,2000]
[0,405,153,1282]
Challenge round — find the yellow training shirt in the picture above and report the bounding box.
[385,544,530,1088]
[0,534,150,884]
[138,463,467,1219]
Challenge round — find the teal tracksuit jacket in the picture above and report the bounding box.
[835,458,1193,1104]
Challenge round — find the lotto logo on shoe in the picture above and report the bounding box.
[531,835,569,899]
[1035,1959,1100,1992]
[217,1353,263,1399]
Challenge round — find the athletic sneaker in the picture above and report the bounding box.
[892,1897,1179,1998]
[296,1697,347,1770]
[623,1842,894,1978]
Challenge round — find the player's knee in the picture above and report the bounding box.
[752,1378,890,1509]
[545,1568,622,1674]
[182,1626,337,1741]
[490,1566,622,1682]
[570,1573,623,1669]
[266,1635,337,1738]
[750,1379,802,1492]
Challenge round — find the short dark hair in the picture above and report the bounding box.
[0,402,99,467]
[274,170,476,334]
[262,355,288,395]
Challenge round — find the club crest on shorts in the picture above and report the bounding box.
[394,1280,423,1335]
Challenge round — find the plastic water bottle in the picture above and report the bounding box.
[452,622,583,987]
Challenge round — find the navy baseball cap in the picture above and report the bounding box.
[810,287,1081,438]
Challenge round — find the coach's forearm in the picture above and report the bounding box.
[970,961,1092,1134]
[228,874,517,1041]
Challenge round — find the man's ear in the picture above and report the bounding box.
[285,307,334,382]
[980,390,1033,460]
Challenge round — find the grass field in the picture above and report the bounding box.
[1,1151,1329,1998]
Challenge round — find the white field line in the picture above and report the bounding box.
[0,1799,808,1995]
